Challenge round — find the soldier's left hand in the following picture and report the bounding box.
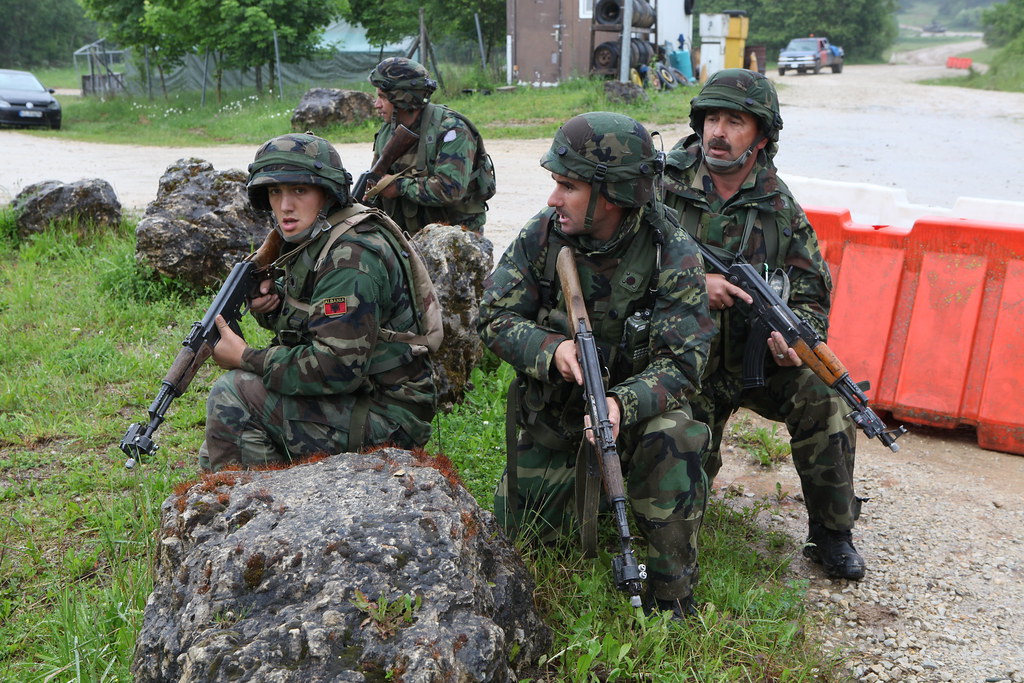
[211,315,248,370]
[768,331,802,367]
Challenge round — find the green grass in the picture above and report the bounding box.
[17,68,699,147]
[0,211,849,681]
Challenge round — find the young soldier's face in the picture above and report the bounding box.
[374,89,395,120]
[547,173,622,242]
[268,183,328,242]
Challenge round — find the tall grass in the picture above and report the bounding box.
[0,212,847,680]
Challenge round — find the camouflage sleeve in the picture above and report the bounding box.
[782,204,833,339]
[478,211,568,380]
[608,229,714,427]
[396,114,478,208]
[240,235,392,396]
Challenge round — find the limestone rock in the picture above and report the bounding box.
[134,158,273,289]
[12,178,121,237]
[291,89,376,132]
[131,448,550,682]
[413,225,494,411]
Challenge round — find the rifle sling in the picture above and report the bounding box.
[575,439,601,558]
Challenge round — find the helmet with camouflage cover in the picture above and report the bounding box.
[540,111,662,208]
[689,68,783,144]
[246,132,353,211]
[369,57,438,111]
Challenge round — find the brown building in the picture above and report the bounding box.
[506,0,693,85]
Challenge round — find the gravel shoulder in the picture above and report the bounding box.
[2,40,1023,682]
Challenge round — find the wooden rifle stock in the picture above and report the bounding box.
[353,124,420,201]
[555,246,646,607]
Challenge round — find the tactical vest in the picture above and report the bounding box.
[416,103,496,209]
[271,204,443,362]
[514,207,669,450]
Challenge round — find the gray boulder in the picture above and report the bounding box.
[603,80,648,104]
[413,225,494,411]
[135,158,273,289]
[131,447,550,682]
[11,178,121,237]
[292,88,376,131]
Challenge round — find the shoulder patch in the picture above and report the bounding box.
[323,297,348,316]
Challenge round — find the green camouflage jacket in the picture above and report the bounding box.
[373,103,493,234]
[241,210,436,445]
[662,134,833,375]
[479,204,713,445]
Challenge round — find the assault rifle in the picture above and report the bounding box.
[352,123,420,204]
[119,231,283,468]
[556,246,647,608]
[695,240,907,452]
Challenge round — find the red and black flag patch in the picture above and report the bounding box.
[323,297,348,317]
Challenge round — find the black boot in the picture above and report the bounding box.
[803,522,866,580]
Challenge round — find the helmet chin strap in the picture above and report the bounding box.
[276,211,332,245]
[582,163,608,232]
[701,133,764,174]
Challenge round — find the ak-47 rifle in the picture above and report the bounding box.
[556,246,647,608]
[119,231,284,468]
[695,240,907,452]
[352,123,420,204]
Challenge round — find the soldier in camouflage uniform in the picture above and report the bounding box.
[479,112,715,618]
[661,68,866,580]
[365,57,495,235]
[198,132,441,472]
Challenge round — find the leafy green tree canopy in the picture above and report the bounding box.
[692,0,898,61]
[0,0,98,68]
[982,0,1024,47]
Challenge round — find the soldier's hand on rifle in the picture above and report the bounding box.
[583,396,622,443]
[250,278,281,314]
[211,315,248,370]
[554,339,583,384]
[768,330,802,367]
[706,273,753,311]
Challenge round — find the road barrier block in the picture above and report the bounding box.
[945,56,973,69]
[805,207,1024,456]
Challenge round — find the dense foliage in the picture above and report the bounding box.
[79,0,348,93]
[0,0,98,68]
[692,0,900,60]
[982,0,1024,47]
[343,0,506,63]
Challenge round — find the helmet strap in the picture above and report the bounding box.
[702,132,764,174]
[583,163,608,232]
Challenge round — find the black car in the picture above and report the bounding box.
[0,69,62,130]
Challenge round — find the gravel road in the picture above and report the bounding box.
[1,41,1022,682]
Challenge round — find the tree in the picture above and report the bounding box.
[982,0,1024,47]
[0,0,98,68]
[83,0,346,97]
[693,0,898,61]
[344,0,506,64]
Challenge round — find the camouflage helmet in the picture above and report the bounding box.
[540,111,662,207]
[369,57,438,111]
[689,68,783,143]
[246,132,352,211]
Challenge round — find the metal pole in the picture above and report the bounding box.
[618,0,635,83]
[474,12,487,69]
[273,30,283,98]
[201,48,209,108]
[419,8,427,65]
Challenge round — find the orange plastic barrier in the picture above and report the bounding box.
[945,56,973,69]
[806,206,1024,456]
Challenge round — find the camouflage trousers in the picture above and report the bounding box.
[198,370,408,472]
[494,409,711,601]
[694,364,859,530]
